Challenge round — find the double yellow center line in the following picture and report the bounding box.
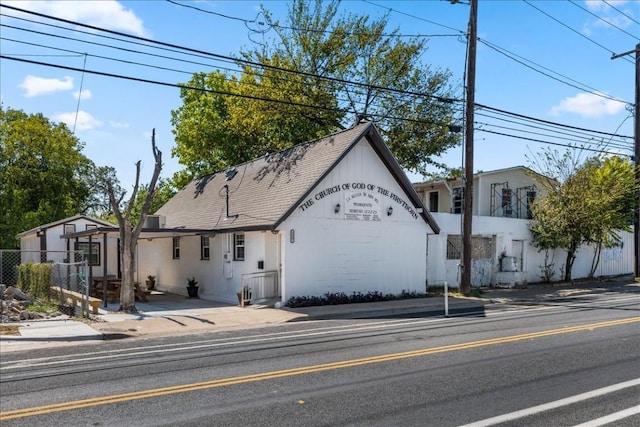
[2,316,638,421]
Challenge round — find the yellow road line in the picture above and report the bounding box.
[1,316,638,421]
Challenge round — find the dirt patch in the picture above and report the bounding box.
[0,324,21,336]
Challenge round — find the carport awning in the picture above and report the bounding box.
[61,226,215,240]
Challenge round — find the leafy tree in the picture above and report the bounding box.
[0,106,96,248]
[580,156,636,277]
[171,62,341,182]
[98,130,162,313]
[251,0,459,175]
[530,149,636,282]
[171,0,459,181]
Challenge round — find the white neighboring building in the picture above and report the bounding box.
[16,215,120,278]
[148,122,440,304]
[414,167,633,287]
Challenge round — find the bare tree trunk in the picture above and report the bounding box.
[102,129,162,314]
[588,241,602,279]
[119,219,137,312]
[564,244,576,282]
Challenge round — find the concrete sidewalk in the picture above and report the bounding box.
[1,278,636,352]
[0,292,478,351]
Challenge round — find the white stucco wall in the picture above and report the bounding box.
[142,232,271,304]
[428,212,633,287]
[415,168,544,217]
[18,218,119,278]
[280,139,431,301]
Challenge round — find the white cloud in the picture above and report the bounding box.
[55,110,102,131]
[72,89,92,100]
[109,120,130,129]
[585,0,629,13]
[19,75,73,97]
[3,1,149,37]
[584,0,635,31]
[550,92,627,118]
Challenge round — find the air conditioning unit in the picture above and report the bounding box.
[144,215,166,229]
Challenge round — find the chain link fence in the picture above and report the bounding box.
[1,250,90,318]
[0,250,84,287]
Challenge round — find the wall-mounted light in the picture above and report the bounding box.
[334,203,341,214]
[387,206,393,216]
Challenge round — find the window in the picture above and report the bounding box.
[429,191,439,212]
[172,237,180,259]
[452,187,463,214]
[446,235,493,260]
[86,224,97,231]
[75,242,100,266]
[526,190,536,219]
[234,233,245,261]
[201,236,210,260]
[446,235,461,260]
[63,224,76,235]
[501,188,513,217]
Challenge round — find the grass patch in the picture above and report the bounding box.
[27,300,60,313]
[0,324,20,335]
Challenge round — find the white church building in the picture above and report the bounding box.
[139,122,439,304]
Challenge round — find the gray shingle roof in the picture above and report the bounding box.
[156,122,439,233]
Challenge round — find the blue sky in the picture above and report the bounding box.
[1,0,637,190]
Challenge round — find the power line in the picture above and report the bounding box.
[362,0,466,34]
[568,0,640,40]
[1,54,353,114]
[478,38,632,106]
[476,120,632,152]
[475,112,632,151]
[3,52,629,152]
[478,128,631,157]
[0,31,444,113]
[2,3,633,157]
[0,4,459,104]
[476,103,633,138]
[166,0,460,39]
[522,0,635,65]
[602,0,640,26]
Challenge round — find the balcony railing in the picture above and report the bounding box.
[240,270,279,301]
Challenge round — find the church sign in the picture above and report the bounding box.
[298,182,419,220]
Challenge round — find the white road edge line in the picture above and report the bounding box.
[572,405,640,427]
[458,378,640,427]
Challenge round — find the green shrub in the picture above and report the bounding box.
[17,262,33,293]
[286,289,429,308]
[17,262,52,300]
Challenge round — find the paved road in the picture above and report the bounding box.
[1,289,639,426]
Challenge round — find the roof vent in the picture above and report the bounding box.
[225,167,237,181]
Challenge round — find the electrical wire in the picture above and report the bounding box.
[478,38,632,106]
[166,0,460,39]
[1,3,633,159]
[602,0,640,26]
[568,0,640,41]
[522,0,635,64]
[477,128,630,157]
[0,5,460,104]
[3,53,630,160]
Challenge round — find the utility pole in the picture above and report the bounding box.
[612,43,640,278]
[461,0,478,295]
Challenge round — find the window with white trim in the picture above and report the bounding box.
[234,233,245,261]
[172,237,180,259]
[201,236,210,260]
[452,187,463,214]
[75,242,100,266]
